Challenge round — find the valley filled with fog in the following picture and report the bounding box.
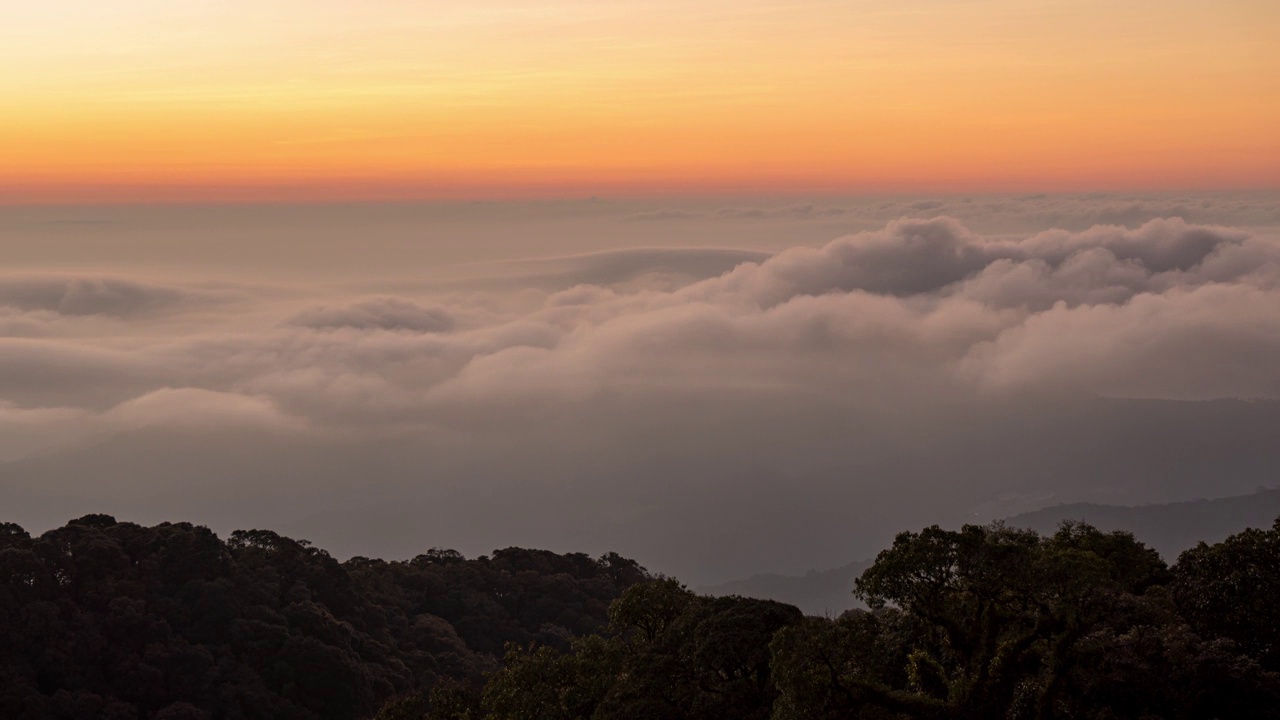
[3,191,1279,583]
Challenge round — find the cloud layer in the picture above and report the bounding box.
[3,202,1279,581]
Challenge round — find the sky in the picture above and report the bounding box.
[3,0,1279,202]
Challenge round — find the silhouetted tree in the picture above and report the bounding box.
[1174,517,1280,671]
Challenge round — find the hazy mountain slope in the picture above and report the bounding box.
[1006,486,1280,561]
[706,487,1280,615]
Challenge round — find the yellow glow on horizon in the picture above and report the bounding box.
[2,0,1278,202]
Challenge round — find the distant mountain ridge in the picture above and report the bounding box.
[1005,486,1280,561]
[702,487,1280,615]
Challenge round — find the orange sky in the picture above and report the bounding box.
[2,0,1278,203]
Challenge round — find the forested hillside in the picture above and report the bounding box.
[4,514,1280,719]
[0,516,646,719]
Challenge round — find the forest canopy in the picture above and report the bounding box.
[2,515,1278,720]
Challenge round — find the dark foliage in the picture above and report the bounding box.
[0,517,647,720]
[4,515,1279,719]
[402,520,1280,720]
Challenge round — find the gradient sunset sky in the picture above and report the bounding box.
[3,0,1278,203]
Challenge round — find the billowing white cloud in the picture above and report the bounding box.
[4,215,1277,427]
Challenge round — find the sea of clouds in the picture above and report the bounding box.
[2,192,1279,581]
